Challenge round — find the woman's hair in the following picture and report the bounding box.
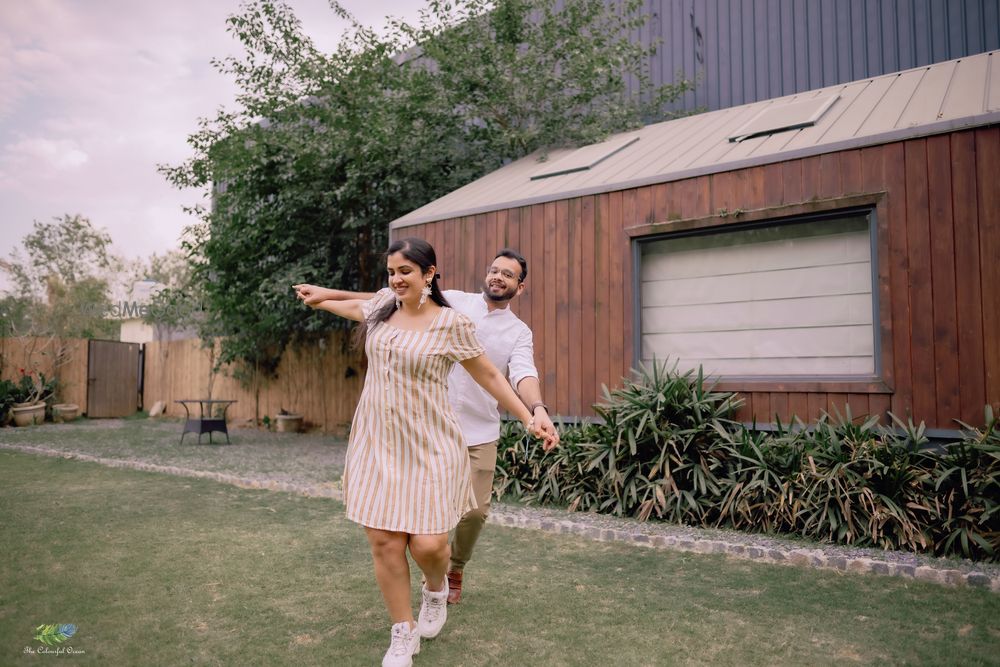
[353,237,451,347]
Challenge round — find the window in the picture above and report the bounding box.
[638,211,876,379]
[728,94,839,143]
[530,135,640,180]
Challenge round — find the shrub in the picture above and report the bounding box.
[926,407,1000,560]
[494,418,602,510]
[496,361,742,521]
[0,378,17,425]
[586,363,742,521]
[786,412,934,552]
[711,419,804,534]
[495,363,1000,562]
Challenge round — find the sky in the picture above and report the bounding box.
[0,0,425,289]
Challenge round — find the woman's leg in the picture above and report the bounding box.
[365,527,414,624]
[408,533,450,591]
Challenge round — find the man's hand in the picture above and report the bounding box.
[534,411,560,451]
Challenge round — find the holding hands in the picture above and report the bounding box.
[529,413,559,451]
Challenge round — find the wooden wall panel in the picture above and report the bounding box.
[904,139,938,424]
[518,206,532,327]
[762,162,783,208]
[595,194,611,407]
[608,191,626,399]
[926,135,962,426]
[975,127,1000,416]
[568,198,583,416]
[554,200,570,413]
[580,195,597,416]
[882,141,914,420]
[542,203,558,404]
[388,128,996,429]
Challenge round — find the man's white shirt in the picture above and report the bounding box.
[443,290,538,446]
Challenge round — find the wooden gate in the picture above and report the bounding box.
[87,340,140,418]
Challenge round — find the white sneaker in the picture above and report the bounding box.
[416,580,449,638]
[382,621,420,667]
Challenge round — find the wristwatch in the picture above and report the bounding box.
[528,402,549,415]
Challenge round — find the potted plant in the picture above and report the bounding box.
[10,370,57,426]
[52,403,80,422]
[275,408,303,433]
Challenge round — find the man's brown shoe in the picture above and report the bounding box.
[446,570,462,605]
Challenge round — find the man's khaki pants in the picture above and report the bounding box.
[449,441,498,572]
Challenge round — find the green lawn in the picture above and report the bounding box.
[1,450,998,666]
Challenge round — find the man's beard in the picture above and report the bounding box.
[483,281,517,303]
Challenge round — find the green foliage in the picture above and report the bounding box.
[161,0,693,376]
[8,370,58,406]
[587,363,742,521]
[497,362,742,520]
[0,378,17,424]
[927,407,1000,560]
[497,363,1000,561]
[494,417,603,509]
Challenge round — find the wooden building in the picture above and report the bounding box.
[390,51,1000,432]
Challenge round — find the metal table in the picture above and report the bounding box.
[175,399,237,444]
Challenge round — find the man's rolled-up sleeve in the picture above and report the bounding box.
[508,327,538,389]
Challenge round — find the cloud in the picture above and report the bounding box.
[0,0,426,267]
[3,137,89,172]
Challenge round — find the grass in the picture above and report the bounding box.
[0,419,347,486]
[1,450,999,666]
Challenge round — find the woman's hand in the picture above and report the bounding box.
[293,285,367,322]
[292,283,329,307]
[294,284,376,306]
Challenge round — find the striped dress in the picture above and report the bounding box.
[343,288,485,534]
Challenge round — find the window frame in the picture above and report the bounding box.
[627,192,893,395]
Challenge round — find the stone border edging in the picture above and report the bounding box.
[4,442,998,593]
[487,508,1000,593]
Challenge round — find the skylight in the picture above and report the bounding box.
[530,135,640,180]
[728,94,840,142]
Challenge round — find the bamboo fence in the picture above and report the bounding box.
[143,332,365,434]
[0,336,88,409]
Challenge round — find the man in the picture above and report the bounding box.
[294,248,558,604]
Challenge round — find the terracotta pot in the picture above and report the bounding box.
[275,414,303,433]
[12,402,46,426]
[52,404,80,423]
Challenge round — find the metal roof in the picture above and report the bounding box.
[392,50,1000,229]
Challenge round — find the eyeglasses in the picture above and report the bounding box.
[487,266,520,281]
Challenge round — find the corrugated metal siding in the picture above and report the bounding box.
[641,0,1000,113]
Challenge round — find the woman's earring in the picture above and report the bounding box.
[395,295,402,309]
[418,281,431,308]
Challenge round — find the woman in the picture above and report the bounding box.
[297,238,550,667]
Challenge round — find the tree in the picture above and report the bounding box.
[161,0,692,376]
[1,214,123,338]
[129,249,204,335]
